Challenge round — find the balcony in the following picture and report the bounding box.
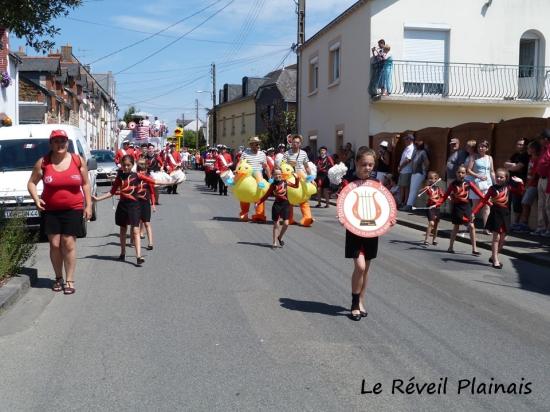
[369,60,550,106]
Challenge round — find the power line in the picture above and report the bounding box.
[114,0,235,75]
[67,16,287,47]
[88,0,223,65]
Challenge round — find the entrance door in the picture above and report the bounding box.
[518,36,540,99]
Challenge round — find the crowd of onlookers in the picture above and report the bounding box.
[390,129,550,239]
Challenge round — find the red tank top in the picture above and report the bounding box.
[41,153,84,211]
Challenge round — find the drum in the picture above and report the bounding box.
[220,169,235,186]
[170,169,186,184]
[337,179,397,238]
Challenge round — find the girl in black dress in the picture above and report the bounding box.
[93,155,164,265]
[344,147,395,321]
[472,168,524,269]
[436,165,484,255]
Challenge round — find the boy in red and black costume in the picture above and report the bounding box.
[436,165,484,255]
[256,167,300,248]
[472,168,524,268]
[215,145,233,196]
[115,140,134,168]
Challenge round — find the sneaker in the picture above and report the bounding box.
[530,228,546,236]
[510,223,521,231]
[542,230,550,238]
[516,223,531,233]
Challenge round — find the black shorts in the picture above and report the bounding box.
[451,202,471,225]
[139,199,151,223]
[426,207,441,222]
[272,200,291,221]
[42,209,84,237]
[115,200,141,227]
[316,172,331,189]
[345,230,378,259]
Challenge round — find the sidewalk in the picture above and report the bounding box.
[395,209,550,267]
[324,198,550,267]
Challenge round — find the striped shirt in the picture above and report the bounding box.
[241,149,267,172]
[283,149,309,172]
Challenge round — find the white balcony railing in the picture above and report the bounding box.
[369,60,550,101]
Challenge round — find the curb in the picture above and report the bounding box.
[0,268,38,315]
[326,199,548,267]
[396,217,550,267]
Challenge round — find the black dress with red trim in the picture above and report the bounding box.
[111,171,156,227]
[425,186,444,221]
[316,156,334,189]
[258,178,299,222]
[475,182,524,234]
[344,175,379,260]
[439,180,484,225]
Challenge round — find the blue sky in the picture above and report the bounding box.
[11,0,357,129]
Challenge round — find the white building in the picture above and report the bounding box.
[0,29,20,126]
[299,0,550,169]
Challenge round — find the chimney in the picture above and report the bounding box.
[17,46,26,56]
[61,44,73,62]
[0,28,8,73]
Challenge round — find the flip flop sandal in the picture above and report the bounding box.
[52,277,64,292]
[63,281,75,295]
[277,237,285,247]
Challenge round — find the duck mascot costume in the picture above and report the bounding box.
[279,161,317,226]
[228,159,270,222]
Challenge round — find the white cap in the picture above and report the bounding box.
[380,140,389,148]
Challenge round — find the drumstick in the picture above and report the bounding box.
[417,178,442,197]
[411,205,437,210]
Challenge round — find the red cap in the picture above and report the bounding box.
[50,129,68,140]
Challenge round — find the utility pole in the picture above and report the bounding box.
[195,98,199,151]
[295,0,305,135]
[211,63,217,146]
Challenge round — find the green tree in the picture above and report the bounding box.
[0,0,83,52]
[260,103,297,148]
[183,130,206,149]
[122,106,137,124]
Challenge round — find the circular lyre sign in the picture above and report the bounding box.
[337,179,397,238]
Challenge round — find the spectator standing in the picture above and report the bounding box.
[467,139,495,231]
[532,129,550,236]
[397,134,415,208]
[405,140,430,209]
[515,140,541,232]
[379,45,393,96]
[375,140,391,182]
[343,142,356,179]
[27,130,92,295]
[504,139,529,226]
[446,138,468,182]
[369,39,385,96]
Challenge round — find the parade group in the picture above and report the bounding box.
[28,128,550,321]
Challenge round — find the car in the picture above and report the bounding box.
[91,149,117,186]
[0,124,98,230]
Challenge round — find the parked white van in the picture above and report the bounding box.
[0,124,98,229]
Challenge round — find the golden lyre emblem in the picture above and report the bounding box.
[352,191,382,226]
[337,179,397,238]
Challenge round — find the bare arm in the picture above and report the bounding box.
[79,156,92,220]
[489,156,496,183]
[27,158,46,211]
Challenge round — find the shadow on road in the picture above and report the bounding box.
[212,216,244,223]
[237,241,274,248]
[440,257,489,267]
[279,298,348,317]
[80,254,140,267]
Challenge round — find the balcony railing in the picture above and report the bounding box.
[369,60,550,101]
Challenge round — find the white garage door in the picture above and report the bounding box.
[403,29,448,94]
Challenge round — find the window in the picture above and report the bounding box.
[329,43,341,84]
[309,56,319,93]
[519,39,537,78]
[241,113,245,134]
[231,115,235,136]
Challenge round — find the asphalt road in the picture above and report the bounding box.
[1,170,549,411]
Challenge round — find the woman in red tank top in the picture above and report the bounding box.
[27,130,92,295]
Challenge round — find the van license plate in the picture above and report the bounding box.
[3,209,40,218]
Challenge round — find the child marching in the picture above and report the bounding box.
[136,158,156,251]
[93,155,166,265]
[256,167,300,248]
[436,165,485,255]
[471,168,524,268]
[419,171,444,246]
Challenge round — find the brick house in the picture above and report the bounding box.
[0,28,21,126]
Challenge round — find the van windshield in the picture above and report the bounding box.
[0,139,75,171]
